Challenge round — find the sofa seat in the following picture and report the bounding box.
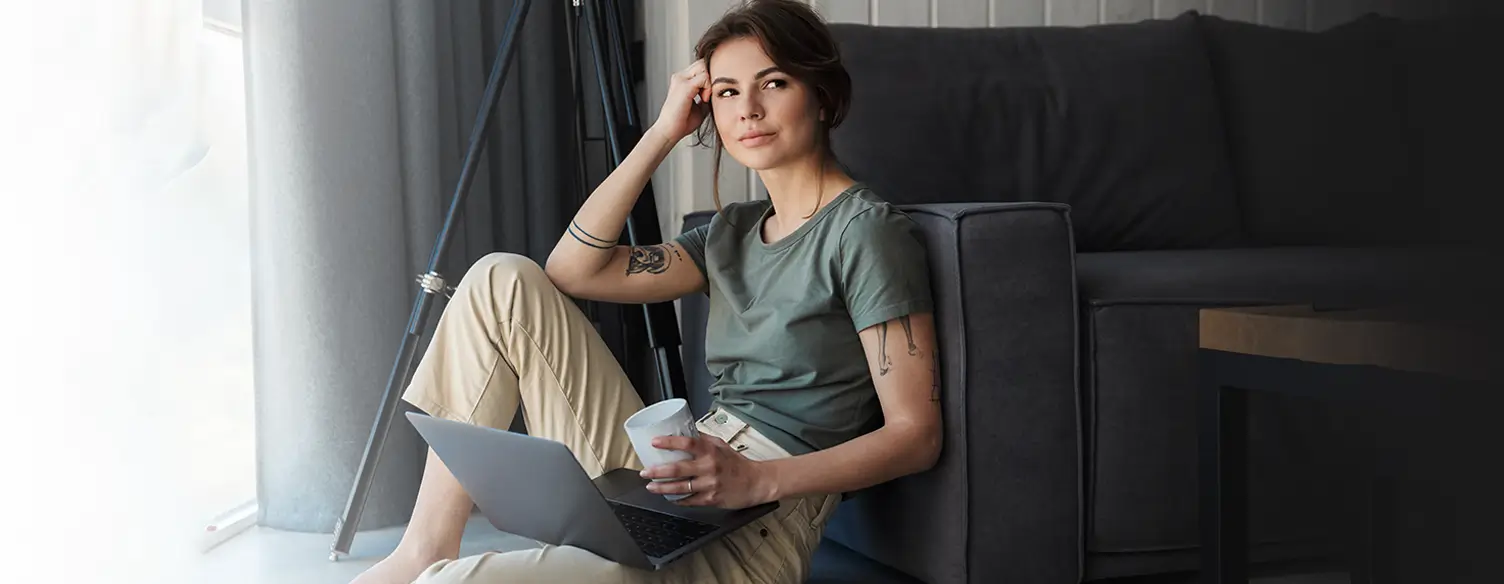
[1077,245,1475,308]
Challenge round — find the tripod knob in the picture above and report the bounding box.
[416,272,455,298]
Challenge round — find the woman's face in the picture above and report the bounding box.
[707,37,823,171]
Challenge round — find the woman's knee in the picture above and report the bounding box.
[461,252,551,293]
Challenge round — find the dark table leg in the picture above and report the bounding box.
[1201,352,1248,584]
[1196,349,1498,584]
[1348,403,1394,584]
[1348,449,1374,584]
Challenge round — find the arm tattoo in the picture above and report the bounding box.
[626,244,677,275]
[571,220,616,245]
[930,349,941,402]
[899,315,917,356]
[877,316,920,377]
[567,224,614,249]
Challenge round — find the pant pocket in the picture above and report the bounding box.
[770,496,807,525]
[808,493,840,531]
[707,518,785,584]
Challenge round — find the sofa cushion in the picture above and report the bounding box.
[1077,245,1477,308]
[827,14,1244,252]
[1390,16,1504,246]
[1076,246,1483,554]
[1198,14,1420,247]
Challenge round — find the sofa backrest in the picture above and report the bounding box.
[827,13,1246,253]
[1197,13,1425,247]
[1380,15,1504,247]
[1198,12,1504,248]
[828,11,1502,252]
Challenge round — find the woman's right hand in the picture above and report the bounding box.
[649,59,712,144]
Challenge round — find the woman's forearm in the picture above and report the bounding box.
[757,422,940,503]
[544,129,678,281]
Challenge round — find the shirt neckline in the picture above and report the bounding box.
[755,182,866,252]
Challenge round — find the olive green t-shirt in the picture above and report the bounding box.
[673,184,934,456]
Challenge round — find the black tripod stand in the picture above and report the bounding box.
[328,0,687,560]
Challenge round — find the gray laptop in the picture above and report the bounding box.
[406,412,778,570]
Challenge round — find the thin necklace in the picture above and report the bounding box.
[800,163,826,220]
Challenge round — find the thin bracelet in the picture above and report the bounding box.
[571,220,617,245]
[567,224,615,249]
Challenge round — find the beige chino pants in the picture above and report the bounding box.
[401,253,840,584]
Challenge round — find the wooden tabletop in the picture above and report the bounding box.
[1199,305,1497,382]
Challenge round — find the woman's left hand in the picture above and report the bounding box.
[641,434,775,509]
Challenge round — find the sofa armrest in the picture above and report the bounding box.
[823,202,1082,584]
[678,211,717,417]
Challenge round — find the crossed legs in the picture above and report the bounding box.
[350,253,645,584]
[349,253,831,584]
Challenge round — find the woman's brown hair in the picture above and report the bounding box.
[692,0,852,213]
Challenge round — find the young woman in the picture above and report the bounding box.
[352,1,939,582]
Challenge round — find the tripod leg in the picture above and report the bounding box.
[563,2,598,325]
[579,0,689,404]
[329,290,439,560]
[602,0,688,403]
[329,0,536,560]
[602,0,640,130]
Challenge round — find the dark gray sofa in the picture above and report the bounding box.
[677,11,1502,584]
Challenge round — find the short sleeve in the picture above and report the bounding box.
[672,224,710,278]
[839,205,935,332]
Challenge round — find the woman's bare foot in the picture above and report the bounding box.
[350,449,474,584]
[349,548,447,584]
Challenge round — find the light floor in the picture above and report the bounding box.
[186,515,1350,584]
[193,515,534,584]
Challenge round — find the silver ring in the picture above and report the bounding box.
[687,480,693,494]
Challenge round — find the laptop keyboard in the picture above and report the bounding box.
[608,501,719,558]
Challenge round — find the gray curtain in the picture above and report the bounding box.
[245,0,642,533]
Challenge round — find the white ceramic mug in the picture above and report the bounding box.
[623,398,699,501]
